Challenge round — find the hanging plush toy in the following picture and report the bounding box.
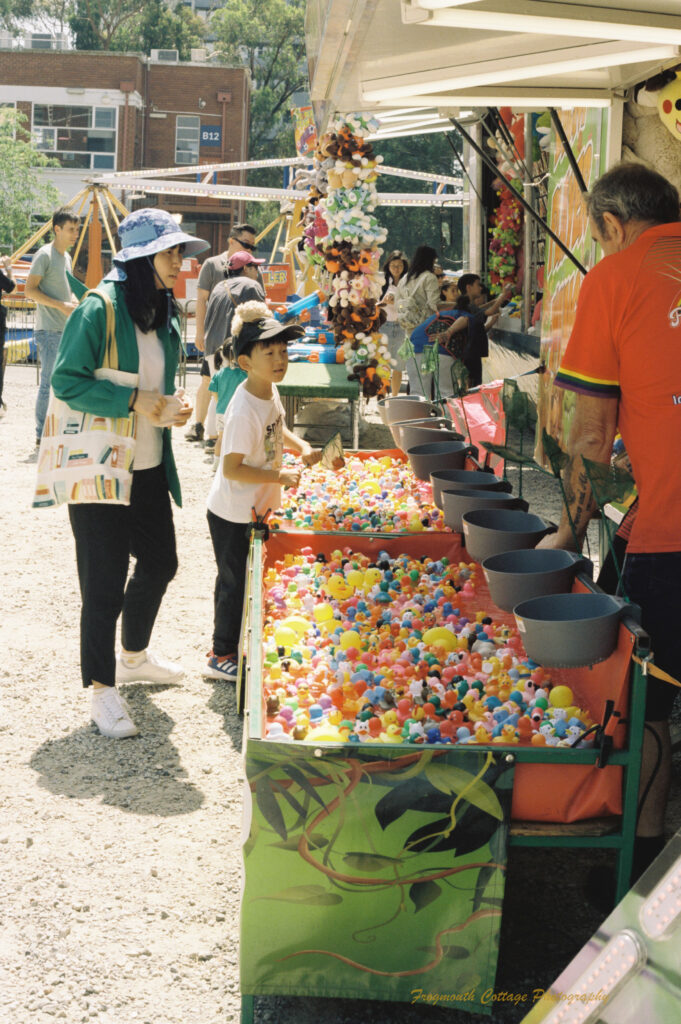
[317,113,392,398]
[655,71,681,140]
[485,109,524,295]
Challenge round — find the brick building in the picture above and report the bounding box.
[0,48,251,255]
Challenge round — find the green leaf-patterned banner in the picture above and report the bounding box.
[241,743,514,1013]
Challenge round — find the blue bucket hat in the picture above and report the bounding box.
[105,208,210,281]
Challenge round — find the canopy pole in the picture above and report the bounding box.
[549,108,589,195]
[449,117,587,277]
[95,190,117,254]
[444,133,485,206]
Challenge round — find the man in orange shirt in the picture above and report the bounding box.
[540,162,681,896]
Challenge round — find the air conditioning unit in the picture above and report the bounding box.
[151,48,179,62]
[190,48,207,62]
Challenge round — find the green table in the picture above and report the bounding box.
[278,362,360,448]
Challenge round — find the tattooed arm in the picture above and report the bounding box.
[537,393,619,551]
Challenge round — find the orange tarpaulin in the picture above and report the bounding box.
[262,533,630,823]
[447,381,506,477]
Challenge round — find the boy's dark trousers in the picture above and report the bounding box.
[207,510,251,656]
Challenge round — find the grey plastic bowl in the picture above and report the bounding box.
[378,396,439,426]
[430,468,512,509]
[389,413,446,445]
[461,508,555,562]
[514,592,637,667]
[482,549,592,612]
[391,417,464,451]
[442,488,529,532]
[406,440,476,481]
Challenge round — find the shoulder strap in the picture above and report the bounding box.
[81,287,118,371]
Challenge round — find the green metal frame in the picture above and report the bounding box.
[239,537,649,1023]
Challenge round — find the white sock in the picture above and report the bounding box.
[121,649,146,668]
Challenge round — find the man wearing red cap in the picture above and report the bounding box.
[202,250,266,356]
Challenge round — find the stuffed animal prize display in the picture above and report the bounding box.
[298,112,393,397]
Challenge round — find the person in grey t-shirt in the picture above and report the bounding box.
[203,252,266,355]
[185,222,257,446]
[25,206,80,445]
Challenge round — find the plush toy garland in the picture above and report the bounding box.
[485,111,524,295]
[489,185,523,293]
[315,112,393,398]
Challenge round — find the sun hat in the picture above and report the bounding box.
[105,208,210,281]
[231,300,303,358]
[228,250,266,270]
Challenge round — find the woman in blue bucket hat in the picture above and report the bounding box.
[51,208,210,738]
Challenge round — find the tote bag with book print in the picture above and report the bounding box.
[33,289,138,508]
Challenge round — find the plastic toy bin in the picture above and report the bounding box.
[245,531,638,823]
[239,530,647,1018]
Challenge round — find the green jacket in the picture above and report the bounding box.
[51,279,183,506]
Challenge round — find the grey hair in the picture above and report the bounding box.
[585,161,680,233]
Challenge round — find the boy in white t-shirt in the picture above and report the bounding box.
[205,302,317,681]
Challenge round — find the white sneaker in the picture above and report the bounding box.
[116,649,185,685]
[91,687,139,739]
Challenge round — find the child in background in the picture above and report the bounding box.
[207,338,248,468]
[204,301,318,681]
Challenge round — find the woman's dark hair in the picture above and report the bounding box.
[438,278,454,301]
[405,245,438,283]
[457,273,481,295]
[213,338,235,372]
[120,254,179,333]
[454,293,471,312]
[380,249,409,298]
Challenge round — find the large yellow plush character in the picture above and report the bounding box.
[657,72,681,139]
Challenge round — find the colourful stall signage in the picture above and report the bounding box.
[241,744,513,1012]
[536,108,609,462]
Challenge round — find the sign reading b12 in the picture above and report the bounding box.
[200,126,222,147]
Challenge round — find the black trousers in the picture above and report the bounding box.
[207,509,251,657]
[68,465,178,688]
[0,326,6,405]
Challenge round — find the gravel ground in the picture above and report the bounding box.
[1,361,679,1024]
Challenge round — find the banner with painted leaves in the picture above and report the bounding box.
[241,743,514,1013]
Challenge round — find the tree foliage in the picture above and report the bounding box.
[371,131,464,271]
[15,0,205,57]
[0,109,61,253]
[68,0,147,50]
[210,0,306,159]
[112,1,205,60]
[209,0,306,237]
[0,0,34,30]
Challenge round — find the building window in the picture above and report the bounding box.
[175,115,200,165]
[32,104,117,170]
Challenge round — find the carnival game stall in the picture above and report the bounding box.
[237,441,649,1020]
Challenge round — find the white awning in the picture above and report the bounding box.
[306,0,681,130]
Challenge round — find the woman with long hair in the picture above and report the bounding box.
[51,209,210,738]
[379,249,409,396]
[395,245,442,398]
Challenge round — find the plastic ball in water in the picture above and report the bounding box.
[313,602,334,623]
[549,685,573,708]
[274,626,298,648]
[339,630,362,651]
